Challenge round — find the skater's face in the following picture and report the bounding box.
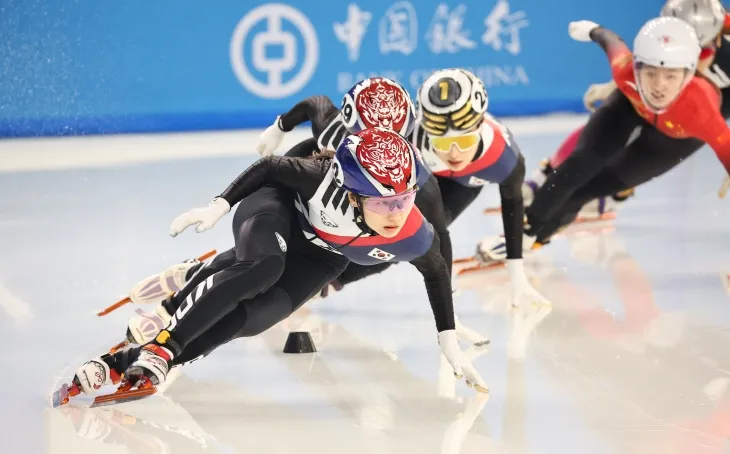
[430,132,480,171]
[636,65,690,110]
[350,192,416,237]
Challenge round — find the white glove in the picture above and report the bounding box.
[256,116,286,157]
[506,259,552,308]
[568,20,600,42]
[454,315,490,346]
[583,80,617,112]
[169,197,231,237]
[438,330,488,393]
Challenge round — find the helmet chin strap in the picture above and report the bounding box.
[352,194,378,236]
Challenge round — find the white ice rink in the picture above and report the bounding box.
[3,115,730,453]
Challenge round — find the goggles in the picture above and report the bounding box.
[361,190,417,215]
[430,133,480,153]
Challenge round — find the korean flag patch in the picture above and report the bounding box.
[367,248,395,261]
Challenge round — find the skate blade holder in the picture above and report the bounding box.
[90,386,157,408]
[96,249,217,317]
[52,382,81,408]
[453,257,505,276]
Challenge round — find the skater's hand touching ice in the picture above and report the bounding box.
[506,259,552,308]
[169,198,231,237]
[438,330,489,393]
[256,116,286,157]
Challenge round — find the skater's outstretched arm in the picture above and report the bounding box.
[409,234,455,332]
[414,175,453,276]
[284,137,320,158]
[498,153,526,259]
[278,95,340,137]
[219,156,331,207]
[526,91,641,233]
[588,26,632,74]
[688,85,730,175]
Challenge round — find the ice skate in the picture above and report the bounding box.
[96,249,216,317]
[51,347,136,407]
[573,189,633,224]
[126,302,173,345]
[90,344,173,408]
[122,344,173,388]
[453,234,539,276]
[483,159,552,214]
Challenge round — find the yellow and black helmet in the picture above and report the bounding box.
[416,69,488,136]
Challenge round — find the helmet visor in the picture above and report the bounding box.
[430,133,481,153]
[361,190,417,215]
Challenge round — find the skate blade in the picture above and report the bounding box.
[90,386,156,408]
[573,212,616,224]
[109,339,130,354]
[483,207,501,215]
[51,382,80,408]
[456,261,505,276]
[51,383,70,408]
[719,175,730,199]
[453,257,478,265]
[96,249,217,316]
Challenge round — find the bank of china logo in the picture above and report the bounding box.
[230,4,319,99]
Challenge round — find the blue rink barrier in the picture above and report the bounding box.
[0,1,662,137]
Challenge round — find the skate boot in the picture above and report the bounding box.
[125,298,174,345]
[475,233,538,266]
[522,159,553,208]
[575,188,634,222]
[454,234,540,276]
[128,258,203,305]
[52,347,138,407]
[122,344,174,390]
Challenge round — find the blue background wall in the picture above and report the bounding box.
[0,0,662,137]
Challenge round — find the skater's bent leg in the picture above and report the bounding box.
[158,187,293,354]
[550,125,584,168]
[173,287,294,365]
[173,238,348,364]
[532,170,629,242]
[161,248,237,315]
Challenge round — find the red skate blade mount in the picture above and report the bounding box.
[453,257,506,276]
[90,386,157,408]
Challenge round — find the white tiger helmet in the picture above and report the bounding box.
[416,69,488,137]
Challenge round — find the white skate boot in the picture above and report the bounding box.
[123,344,174,388]
[128,259,201,305]
[126,303,173,344]
[475,233,537,266]
[73,356,123,395]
